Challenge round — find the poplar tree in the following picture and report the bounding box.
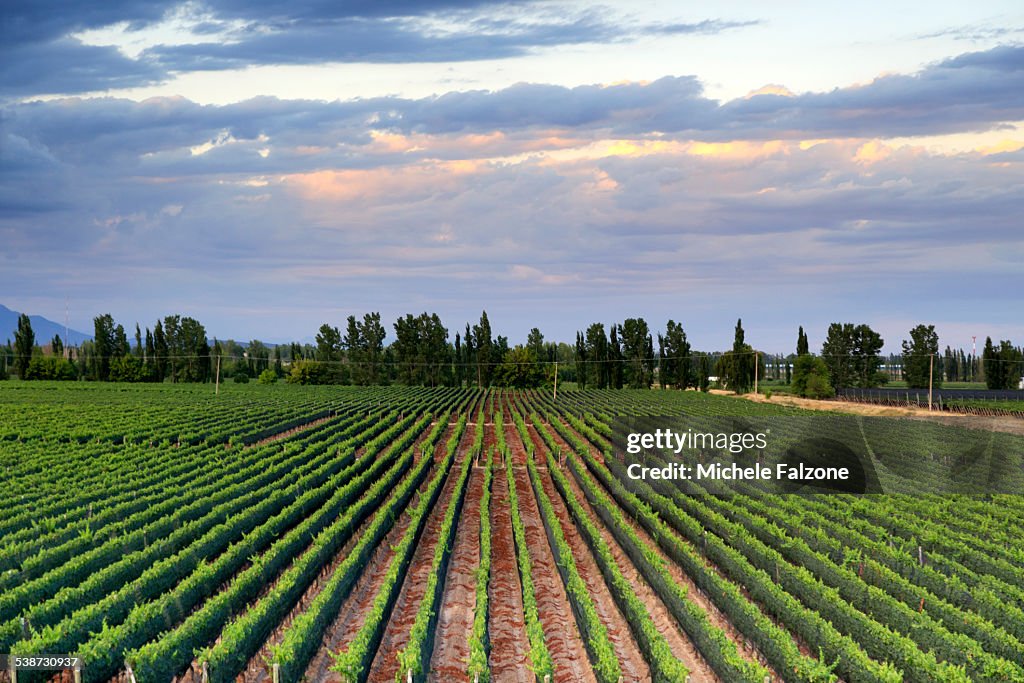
[14,314,34,379]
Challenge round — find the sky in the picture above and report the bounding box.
[2,0,1023,352]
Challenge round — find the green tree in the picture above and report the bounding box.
[695,352,711,392]
[1000,341,1024,390]
[472,311,494,386]
[343,313,386,385]
[454,332,464,387]
[584,323,608,388]
[791,354,834,398]
[316,324,342,363]
[50,334,64,358]
[620,317,653,388]
[574,331,587,389]
[902,324,940,389]
[527,327,545,361]
[496,345,545,387]
[24,356,77,381]
[658,320,692,389]
[797,326,809,356]
[109,355,153,382]
[822,323,883,388]
[92,314,116,380]
[361,312,386,385]
[247,340,270,378]
[153,320,167,381]
[984,338,1023,390]
[609,324,624,389]
[717,319,755,394]
[392,312,449,386]
[114,324,130,358]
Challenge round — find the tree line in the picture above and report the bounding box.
[3,311,1021,393]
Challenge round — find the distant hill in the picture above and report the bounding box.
[0,304,93,347]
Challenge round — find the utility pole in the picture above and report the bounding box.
[928,353,934,411]
[553,361,558,402]
[215,354,221,395]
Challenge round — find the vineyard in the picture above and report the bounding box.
[2,383,1024,683]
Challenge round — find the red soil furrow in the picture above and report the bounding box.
[365,425,475,683]
[503,422,529,468]
[555,417,788,680]
[427,461,485,681]
[249,414,336,447]
[511,463,598,683]
[298,421,458,683]
[526,436,651,683]
[504,422,597,683]
[536,424,716,680]
[558,454,720,682]
[486,461,532,683]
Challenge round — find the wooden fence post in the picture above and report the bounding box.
[273,662,280,683]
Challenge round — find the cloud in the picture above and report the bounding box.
[2,1,757,98]
[2,43,1023,347]
[6,44,1024,169]
[0,39,166,98]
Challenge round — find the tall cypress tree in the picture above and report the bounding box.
[153,320,168,382]
[13,314,34,379]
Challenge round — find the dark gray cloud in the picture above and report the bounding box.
[6,45,1024,165]
[0,39,165,98]
[717,46,1024,139]
[1,0,756,98]
[0,1,172,47]
[142,13,618,71]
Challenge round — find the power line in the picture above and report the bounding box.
[5,351,1024,366]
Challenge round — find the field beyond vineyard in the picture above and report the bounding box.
[2,383,1024,683]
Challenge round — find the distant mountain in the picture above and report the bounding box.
[0,304,93,347]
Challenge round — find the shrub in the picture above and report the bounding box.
[792,355,834,399]
[24,356,77,381]
[805,373,835,399]
[258,369,278,385]
[763,388,772,400]
[234,372,250,384]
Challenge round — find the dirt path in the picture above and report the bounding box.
[366,424,474,683]
[428,456,485,681]
[506,424,597,683]
[720,391,1024,437]
[297,421,457,683]
[526,426,651,683]
[248,414,336,447]
[487,457,532,683]
[538,424,719,682]
[504,421,529,467]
